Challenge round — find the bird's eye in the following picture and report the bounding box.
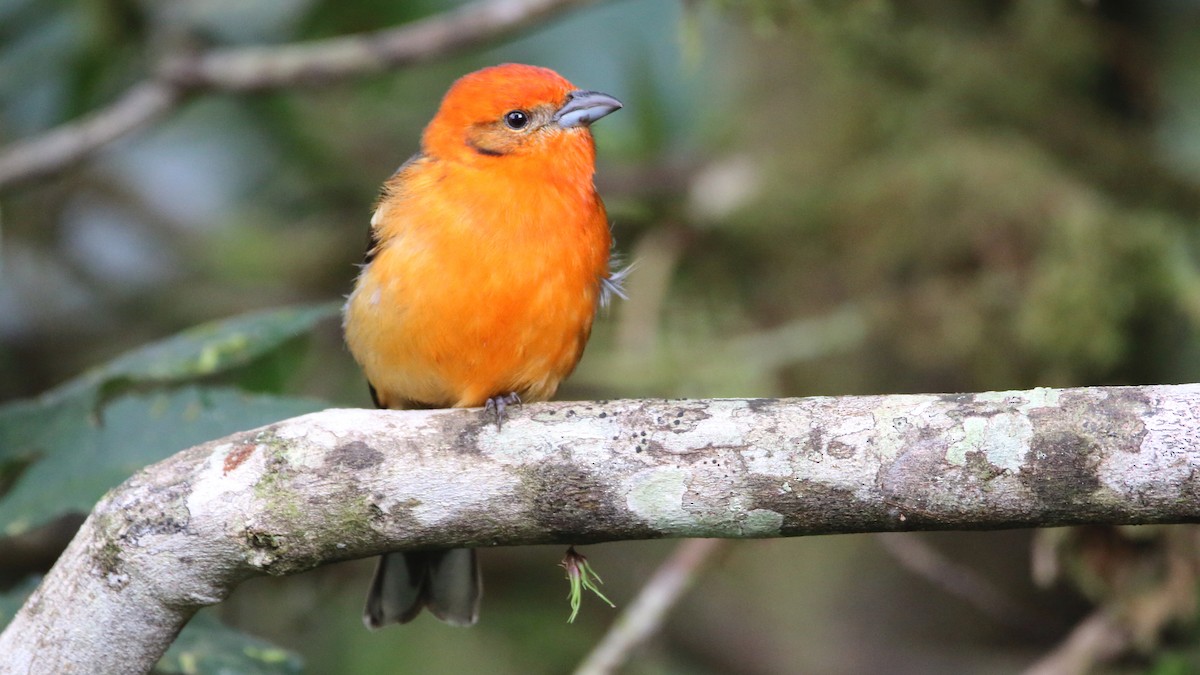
[504,110,529,130]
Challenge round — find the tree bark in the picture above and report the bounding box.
[2,384,1198,673]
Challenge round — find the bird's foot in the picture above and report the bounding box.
[484,392,522,429]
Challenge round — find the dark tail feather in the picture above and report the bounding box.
[363,549,481,628]
[362,383,481,627]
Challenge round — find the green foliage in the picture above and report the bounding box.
[1153,649,1200,675]
[159,611,304,675]
[675,0,1200,398]
[0,303,336,536]
[0,386,322,537]
[0,304,335,672]
[57,303,340,401]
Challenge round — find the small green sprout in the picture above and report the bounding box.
[561,546,615,623]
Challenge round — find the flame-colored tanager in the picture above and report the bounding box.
[343,63,624,627]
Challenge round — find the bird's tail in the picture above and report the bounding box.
[363,549,482,628]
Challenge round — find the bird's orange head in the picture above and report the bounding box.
[421,64,621,178]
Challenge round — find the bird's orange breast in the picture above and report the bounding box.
[343,157,611,410]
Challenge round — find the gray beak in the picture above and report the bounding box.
[553,90,623,128]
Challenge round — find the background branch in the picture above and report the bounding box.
[0,0,598,190]
[0,83,180,192]
[873,532,1049,634]
[1,384,1198,674]
[575,539,727,675]
[1023,609,1130,675]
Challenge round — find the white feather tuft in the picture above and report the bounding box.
[600,253,632,309]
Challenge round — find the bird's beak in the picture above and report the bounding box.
[553,90,623,128]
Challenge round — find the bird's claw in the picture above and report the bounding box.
[484,392,522,430]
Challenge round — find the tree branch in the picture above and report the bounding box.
[0,0,599,190]
[0,83,181,190]
[1022,609,1130,675]
[2,384,1199,673]
[160,0,599,91]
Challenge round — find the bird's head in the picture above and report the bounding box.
[422,64,621,175]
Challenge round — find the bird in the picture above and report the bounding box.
[342,63,624,628]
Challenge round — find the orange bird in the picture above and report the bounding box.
[343,64,624,627]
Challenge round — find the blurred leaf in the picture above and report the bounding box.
[158,610,304,675]
[0,304,338,536]
[0,386,323,537]
[55,302,339,403]
[0,305,330,669]
[1153,650,1200,675]
[232,336,313,395]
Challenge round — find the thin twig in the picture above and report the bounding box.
[0,0,599,190]
[1023,544,1198,675]
[1022,609,1129,675]
[162,0,598,91]
[574,539,726,675]
[0,82,180,189]
[874,533,1051,636]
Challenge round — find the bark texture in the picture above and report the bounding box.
[2,385,1199,673]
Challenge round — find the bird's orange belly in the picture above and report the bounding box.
[344,247,598,409]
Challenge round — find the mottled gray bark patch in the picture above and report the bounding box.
[827,440,856,459]
[633,436,667,455]
[963,450,1006,483]
[1018,389,1149,517]
[877,434,951,500]
[658,402,712,433]
[1021,429,1101,512]
[1031,389,1149,456]
[367,500,387,525]
[745,475,889,536]
[449,422,489,454]
[327,440,383,470]
[367,496,427,546]
[245,530,282,553]
[1087,388,1150,454]
[519,463,655,541]
[129,482,192,539]
[939,392,978,409]
[1177,472,1200,516]
[436,504,514,547]
[806,425,825,456]
[744,398,781,413]
[91,524,129,589]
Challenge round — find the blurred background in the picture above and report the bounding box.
[4,0,1200,673]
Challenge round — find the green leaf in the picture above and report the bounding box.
[0,303,338,536]
[0,386,323,537]
[158,611,304,675]
[53,302,340,404]
[0,306,332,669]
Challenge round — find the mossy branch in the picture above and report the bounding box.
[2,385,1199,673]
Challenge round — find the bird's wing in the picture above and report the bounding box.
[364,153,425,266]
